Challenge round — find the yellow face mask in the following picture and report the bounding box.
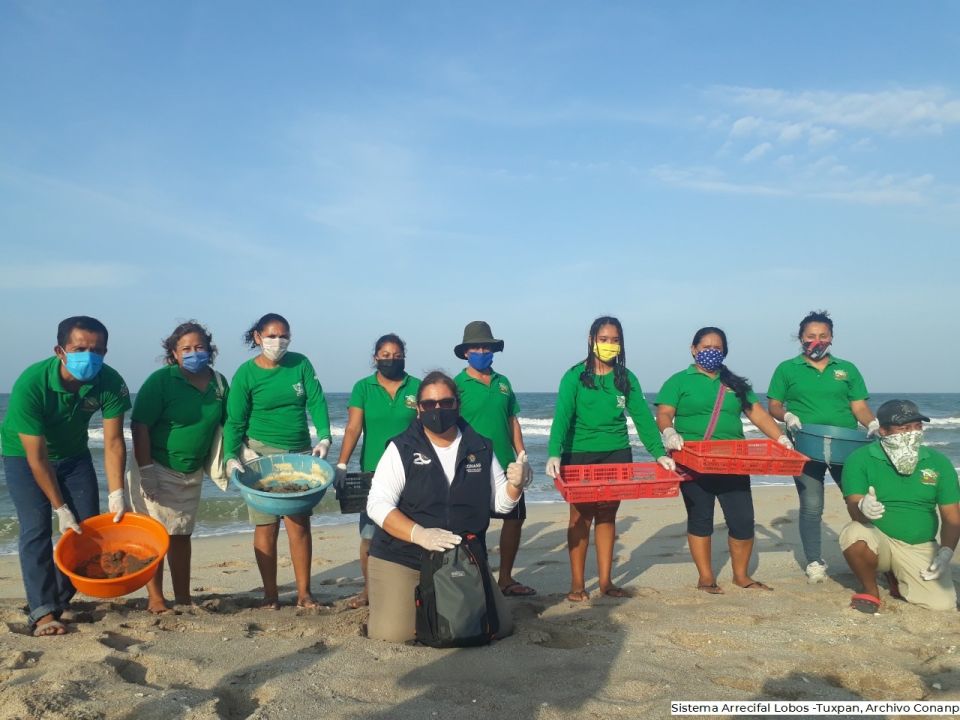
[593,342,621,363]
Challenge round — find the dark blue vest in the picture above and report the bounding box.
[369,419,493,571]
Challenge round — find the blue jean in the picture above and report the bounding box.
[4,453,101,626]
[793,460,844,565]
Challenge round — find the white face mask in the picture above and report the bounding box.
[879,430,923,475]
[261,337,290,362]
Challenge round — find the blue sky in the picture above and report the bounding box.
[2,1,958,393]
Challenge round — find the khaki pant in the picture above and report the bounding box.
[367,555,514,643]
[840,521,957,611]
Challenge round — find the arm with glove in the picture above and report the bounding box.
[921,502,960,581]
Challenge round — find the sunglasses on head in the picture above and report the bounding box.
[418,398,457,410]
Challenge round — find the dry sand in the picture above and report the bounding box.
[0,485,957,720]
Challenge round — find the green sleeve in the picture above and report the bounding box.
[348,379,365,409]
[841,451,869,498]
[936,460,960,505]
[508,383,520,417]
[847,363,869,402]
[223,365,252,461]
[218,372,230,424]
[303,358,331,441]
[745,386,760,405]
[5,373,44,436]
[626,371,665,457]
[99,370,132,420]
[547,368,579,457]
[131,372,163,427]
[655,372,681,407]
[766,363,787,402]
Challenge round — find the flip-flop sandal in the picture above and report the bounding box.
[33,619,67,637]
[346,594,368,609]
[566,590,590,602]
[850,593,882,614]
[501,582,537,597]
[737,581,773,591]
[601,587,631,598]
[697,583,724,595]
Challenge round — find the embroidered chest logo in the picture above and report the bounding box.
[616,395,626,409]
[412,453,432,465]
[833,369,848,381]
[292,382,305,397]
[499,383,510,395]
[920,468,939,485]
[81,396,101,412]
[465,461,482,473]
[404,395,417,409]
[467,454,477,463]
[118,383,129,398]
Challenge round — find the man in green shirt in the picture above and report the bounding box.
[840,400,960,613]
[454,321,535,596]
[1,316,130,636]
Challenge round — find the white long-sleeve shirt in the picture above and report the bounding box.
[366,430,519,528]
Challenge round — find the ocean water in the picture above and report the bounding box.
[1,392,958,555]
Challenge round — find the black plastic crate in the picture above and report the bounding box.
[337,472,374,514]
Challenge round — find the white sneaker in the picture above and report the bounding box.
[805,560,828,584]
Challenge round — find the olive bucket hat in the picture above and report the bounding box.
[454,321,504,359]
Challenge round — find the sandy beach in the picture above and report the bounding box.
[0,485,957,720]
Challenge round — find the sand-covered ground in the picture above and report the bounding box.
[0,485,956,720]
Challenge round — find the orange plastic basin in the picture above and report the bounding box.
[54,512,170,598]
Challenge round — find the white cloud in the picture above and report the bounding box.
[742,142,773,163]
[0,262,143,289]
[651,165,789,197]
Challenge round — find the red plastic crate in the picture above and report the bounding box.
[672,439,808,476]
[554,463,681,503]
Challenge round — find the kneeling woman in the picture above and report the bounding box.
[365,371,526,643]
[656,327,791,593]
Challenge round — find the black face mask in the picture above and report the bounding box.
[377,358,405,380]
[421,408,459,434]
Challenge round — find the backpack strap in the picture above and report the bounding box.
[702,384,728,441]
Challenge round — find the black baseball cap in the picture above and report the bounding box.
[876,399,931,426]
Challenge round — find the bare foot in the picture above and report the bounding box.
[697,583,724,595]
[600,585,631,598]
[33,617,68,637]
[735,580,773,591]
[567,589,590,602]
[147,598,170,615]
[346,593,368,609]
[260,597,281,610]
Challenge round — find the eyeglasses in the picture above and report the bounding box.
[418,398,457,410]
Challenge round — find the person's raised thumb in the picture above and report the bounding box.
[516,451,527,464]
[867,486,877,497]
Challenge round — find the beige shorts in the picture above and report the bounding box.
[128,463,204,536]
[245,438,312,526]
[367,555,514,643]
[839,521,957,611]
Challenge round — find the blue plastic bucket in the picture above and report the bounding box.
[230,454,334,516]
[790,424,872,465]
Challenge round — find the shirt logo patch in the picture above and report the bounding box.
[617,395,626,409]
[467,454,477,463]
[118,383,129,398]
[82,397,101,412]
[920,468,939,485]
[404,395,417,409]
[465,462,482,473]
[292,382,305,397]
[833,369,848,381]
[412,453,432,466]
[499,383,510,395]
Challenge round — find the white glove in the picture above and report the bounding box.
[54,504,81,535]
[226,459,245,477]
[858,486,885,521]
[312,439,331,458]
[920,546,954,581]
[410,524,461,552]
[783,412,802,431]
[506,451,532,489]
[545,456,562,479]
[777,434,794,450]
[108,489,126,523]
[139,464,160,501]
[662,427,684,452]
[656,455,677,472]
[866,419,880,438]
[333,463,348,493]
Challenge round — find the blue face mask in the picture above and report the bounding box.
[62,350,104,382]
[695,348,725,373]
[467,351,494,371]
[182,350,211,374]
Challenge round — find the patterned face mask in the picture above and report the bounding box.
[802,340,831,360]
[879,430,924,475]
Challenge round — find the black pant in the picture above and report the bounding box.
[680,473,754,540]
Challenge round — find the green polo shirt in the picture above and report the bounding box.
[548,362,666,458]
[655,365,760,441]
[766,355,869,429]
[1,356,131,460]
[348,372,421,472]
[843,443,960,545]
[131,365,229,473]
[223,352,331,461]
[455,369,520,468]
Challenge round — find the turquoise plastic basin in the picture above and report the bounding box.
[790,424,873,465]
[231,454,333,516]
